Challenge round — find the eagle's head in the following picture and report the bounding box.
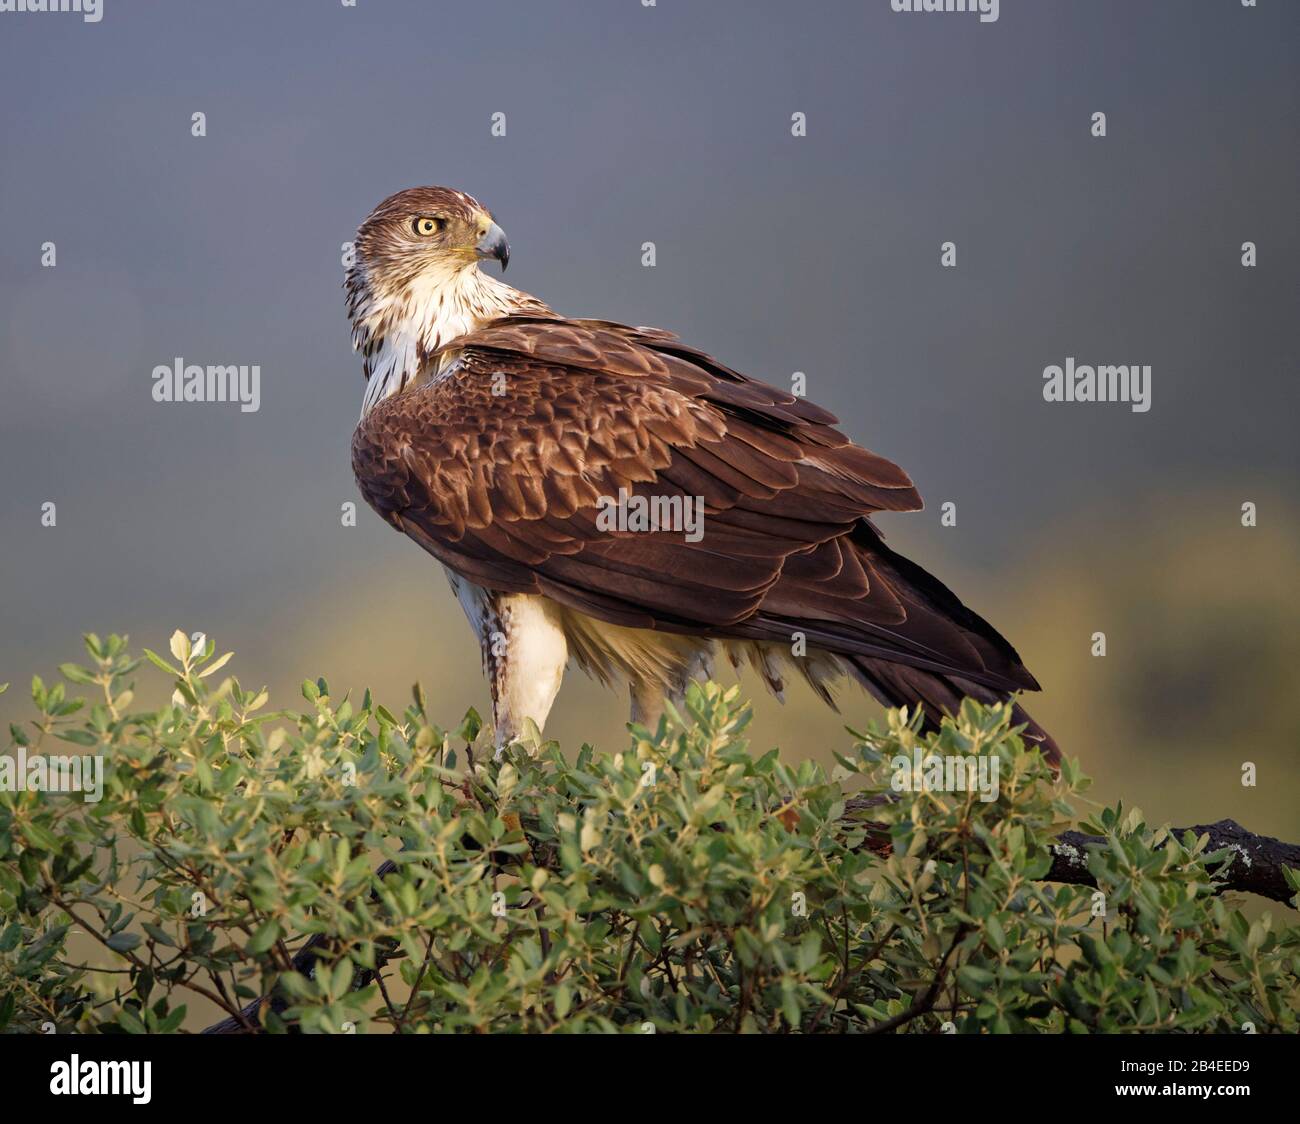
[351,185,509,289]
[346,186,542,415]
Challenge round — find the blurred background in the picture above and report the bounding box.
[1,0,1296,848]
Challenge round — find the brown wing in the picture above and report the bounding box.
[352,316,1037,694]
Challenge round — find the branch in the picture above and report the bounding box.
[842,798,1300,905]
[863,923,969,1034]
[1046,818,1300,904]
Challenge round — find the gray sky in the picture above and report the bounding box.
[1,1,1297,827]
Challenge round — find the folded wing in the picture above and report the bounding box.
[352,316,1038,696]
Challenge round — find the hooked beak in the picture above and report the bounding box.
[475,222,510,271]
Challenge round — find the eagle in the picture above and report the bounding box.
[348,186,1059,764]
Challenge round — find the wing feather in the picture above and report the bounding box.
[353,316,1036,694]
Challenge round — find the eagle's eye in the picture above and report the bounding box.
[412,216,443,237]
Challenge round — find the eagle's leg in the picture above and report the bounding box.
[478,592,569,759]
[627,645,716,732]
[629,680,667,729]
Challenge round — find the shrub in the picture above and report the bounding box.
[1,633,1296,1033]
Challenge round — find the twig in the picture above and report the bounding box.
[864,923,969,1035]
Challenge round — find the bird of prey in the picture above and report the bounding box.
[348,186,1059,763]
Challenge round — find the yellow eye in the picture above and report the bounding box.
[413,216,442,237]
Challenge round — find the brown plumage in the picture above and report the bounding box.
[348,187,1059,763]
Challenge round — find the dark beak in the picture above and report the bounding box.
[476,222,510,271]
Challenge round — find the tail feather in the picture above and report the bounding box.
[848,656,1061,767]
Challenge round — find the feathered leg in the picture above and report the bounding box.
[445,572,568,757]
[628,647,715,731]
[482,594,568,758]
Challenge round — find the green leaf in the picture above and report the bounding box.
[247,921,281,955]
[107,931,142,953]
[199,651,234,679]
[142,649,179,676]
[554,983,572,1019]
[58,663,96,685]
[19,822,61,852]
[169,630,190,662]
[142,923,176,948]
[118,1008,147,1034]
[157,1005,188,1034]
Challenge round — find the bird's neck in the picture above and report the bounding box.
[352,266,549,416]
